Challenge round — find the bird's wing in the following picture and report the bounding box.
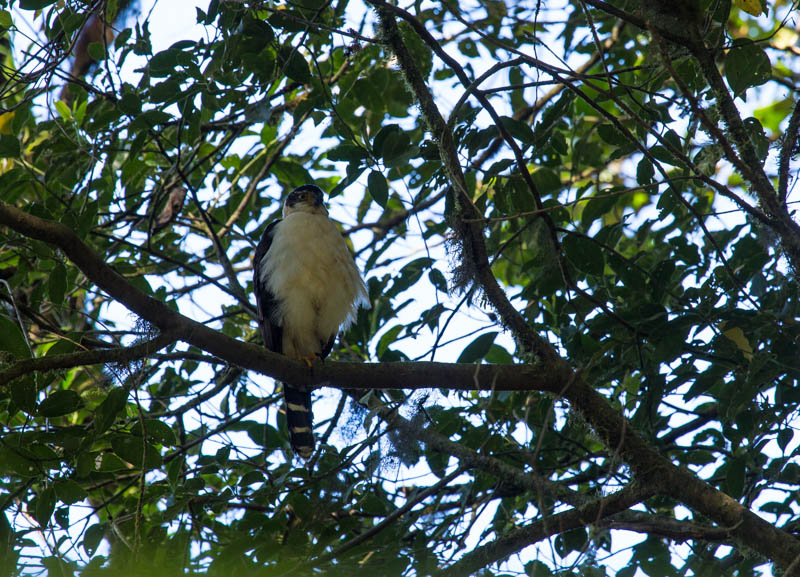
[320,334,336,360]
[254,219,314,459]
[253,219,283,353]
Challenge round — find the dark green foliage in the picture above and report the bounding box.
[0,1,799,576]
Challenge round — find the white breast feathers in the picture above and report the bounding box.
[259,211,369,358]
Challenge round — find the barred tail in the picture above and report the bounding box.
[283,385,314,459]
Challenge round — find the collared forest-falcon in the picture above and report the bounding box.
[253,184,369,459]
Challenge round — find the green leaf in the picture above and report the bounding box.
[428,269,447,293]
[83,524,106,556]
[373,124,402,158]
[150,49,179,76]
[149,77,184,103]
[34,487,56,527]
[38,390,83,417]
[726,39,771,98]
[242,18,274,47]
[486,158,515,176]
[48,262,67,306]
[373,125,413,167]
[0,10,13,29]
[500,116,535,145]
[649,145,680,166]
[19,0,56,9]
[111,435,162,469]
[94,387,129,434]
[0,445,38,477]
[54,100,71,120]
[0,315,30,359]
[327,143,367,162]
[280,48,310,84]
[725,458,746,499]
[458,38,479,58]
[426,451,448,479]
[581,190,620,228]
[554,527,588,555]
[118,90,141,115]
[133,419,177,446]
[54,479,88,505]
[9,377,37,413]
[530,167,561,196]
[87,41,105,61]
[457,332,498,363]
[651,320,690,363]
[485,344,513,364]
[0,134,20,158]
[215,445,230,464]
[98,452,128,471]
[526,560,554,577]
[389,258,433,296]
[129,110,172,131]
[734,0,767,16]
[268,10,305,33]
[778,428,792,451]
[352,77,382,111]
[368,170,389,208]
[562,234,605,277]
[597,123,628,146]
[167,457,184,485]
[377,325,403,358]
[242,421,282,449]
[636,158,655,184]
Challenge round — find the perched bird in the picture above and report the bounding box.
[253,184,369,459]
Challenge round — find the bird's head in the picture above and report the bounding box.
[283,184,327,217]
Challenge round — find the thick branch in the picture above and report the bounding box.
[0,201,567,392]
[3,200,800,572]
[690,44,777,202]
[560,378,800,573]
[438,483,654,577]
[779,97,800,205]
[688,26,800,273]
[578,0,694,46]
[0,333,178,386]
[372,3,555,362]
[598,511,737,542]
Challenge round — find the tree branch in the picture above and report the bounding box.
[438,482,654,577]
[357,390,584,507]
[0,200,569,392]
[3,199,800,572]
[689,28,800,273]
[0,332,178,387]
[372,2,556,362]
[779,97,800,205]
[598,511,738,542]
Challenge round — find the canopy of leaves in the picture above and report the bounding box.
[1,0,800,576]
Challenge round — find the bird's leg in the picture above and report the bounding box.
[292,343,316,367]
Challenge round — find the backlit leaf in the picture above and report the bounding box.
[368,170,389,208]
[457,332,498,363]
[38,390,83,417]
